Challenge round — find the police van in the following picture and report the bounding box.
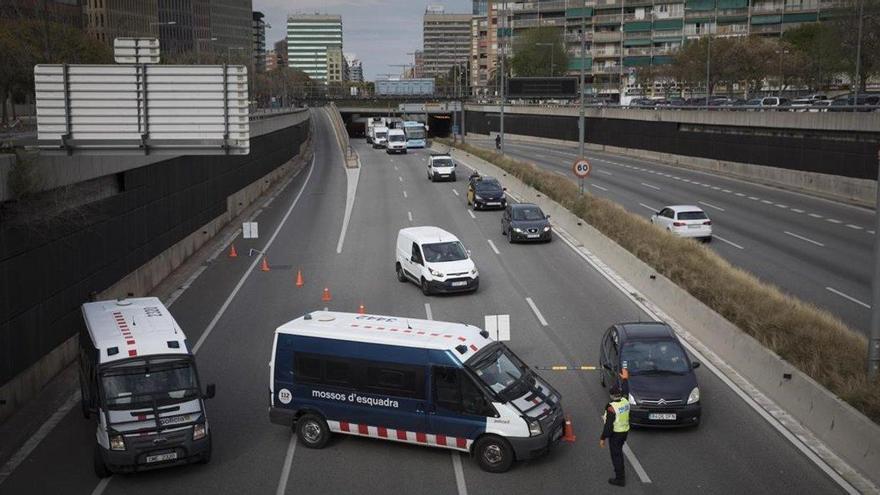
[79,298,215,477]
[269,311,566,472]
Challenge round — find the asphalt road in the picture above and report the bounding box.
[0,111,844,494]
[467,135,875,335]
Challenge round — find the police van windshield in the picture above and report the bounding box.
[100,357,199,409]
[467,344,529,395]
[620,339,690,375]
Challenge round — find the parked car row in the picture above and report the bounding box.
[627,93,879,111]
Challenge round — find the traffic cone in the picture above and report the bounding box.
[228,244,238,258]
[562,415,576,443]
[358,303,365,314]
[321,287,332,302]
[260,257,270,272]
[296,270,304,288]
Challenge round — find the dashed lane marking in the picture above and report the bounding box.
[591,184,609,192]
[641,182,661,191]
[827,218,842,224]
[487,239,501,255]
[698,201,725,212]
[809,213,824,219]
[467,210,476,219]
[403,191,408,199]
[639,203,657,212]
[525,297,549,326]
[784,231,825,247]
[452,189,460,196]
[408,211,413,222]
[826,287,871,309]
[791,208,805,213]
[713,235,745,250]
[846,224,863,230]
[596,170,613,176]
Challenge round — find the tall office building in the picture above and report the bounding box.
[286,14,343,81]
[86,0,159,45]
[156,0,211,57]
[422,7,471,79]
[274,38,288,68]
[345,54,363,82]
[2,0,85,28]
[252,10,266,72]
[266,49,278,71]
[412,50,424,78]
[472,0,488,15]
[209,0,252,60]
[326,46,345,82]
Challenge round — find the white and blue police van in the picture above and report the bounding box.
[80,298,215,477]
[269,311,566,472]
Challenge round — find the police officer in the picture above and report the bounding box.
[599,368,630,487]
[495,134,501,150]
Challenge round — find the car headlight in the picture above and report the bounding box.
[109,434,126,451]
[475,194,484,201]
[543,225,551,232]
[628,393,637,405]
[525,417,542,437]
[687,387,700,404]
[513,227,524,233]
[193,423,208,440]
[470,268,478,276]
[428,267,444,278]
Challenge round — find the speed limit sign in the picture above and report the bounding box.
[573,158,591,178]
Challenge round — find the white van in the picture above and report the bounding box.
[372,126,389,149]
[80,298,215,477]
[268,311,567,473]
[395,226,478,295]
[386,128,407,154]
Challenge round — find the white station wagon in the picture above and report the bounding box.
[650,205,713,242]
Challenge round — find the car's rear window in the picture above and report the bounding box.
[677,211,707,220]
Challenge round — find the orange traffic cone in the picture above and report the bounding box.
[358,303,365,314]
[228,244,238,258]
[296,270,304,288]
[321,287,332,302]
[562,415,576,443]
[260,257,270,272]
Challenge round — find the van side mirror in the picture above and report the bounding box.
[502,187,507,191]
[546,215,551,219]
[692,361,701,369]
[602,363,613,371]
[205,383,216,399]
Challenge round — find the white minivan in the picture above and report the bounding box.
[386,128,408,154]
[396,227,479,295]
[372,126,389,149]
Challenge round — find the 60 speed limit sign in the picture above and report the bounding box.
[573,158,591,178]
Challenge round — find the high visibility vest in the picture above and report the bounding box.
[610,398,630,433]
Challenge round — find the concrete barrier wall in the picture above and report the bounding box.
[446,145,880,489]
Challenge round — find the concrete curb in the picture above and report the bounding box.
[441,144,880,492]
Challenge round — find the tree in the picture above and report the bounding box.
[783,23,846,91]
[830,0,880,92]
[727,36,776,97]
[510,27,569,77]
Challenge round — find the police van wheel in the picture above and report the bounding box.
[297,414,330,449]
[197,438,213,464]
[474,435,514,473]
[93,445,112,478]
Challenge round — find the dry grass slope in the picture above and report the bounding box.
[440,138,880,423]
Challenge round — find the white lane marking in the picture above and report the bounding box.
[525,297,548,326]
[551,228,859,494]
[0,391,79,486]
[451,450,469,495]
[791,208,805,213]
[623,444,652,484]
[408,211,413,222]
[784,231,825,247]
[826,287,871,309]
[870,230,876,235]
[640,182,661,190]
[846,224,863,230]
[698,201,725,212]
[394,166,399,171]
[713,235,745,250]
[275,435,298,495]
[591,183,609,192]
[809,213,824,219]
[722,189,732,193]
[553,170,566,177]
[596,170,613,176]
[735,192,746,197]
[775,204,788,209]
[761,199,773,204]
[487,239,501,255]
[748,196,759,200]
[711,186,721,190]
[194,157,316,353]
[336,156,360,255]
[467,210,476,219]
[90,478,111,495]
[398,176,403,182]
[827,218,842,224]
[638,203,657,212]
[425,303,433,320]
[452,189,460,196]
[403,190,408,199]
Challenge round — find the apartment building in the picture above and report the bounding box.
[286,14,343,81]
[422,7,472,79]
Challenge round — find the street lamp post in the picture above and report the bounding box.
[499,0,507,154]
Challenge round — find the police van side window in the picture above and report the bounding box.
[433,367,496,417]
[365,364,424,399]
[294,354,323,382]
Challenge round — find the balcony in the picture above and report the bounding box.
[593,13,623,24]
[565,32,594,42]
[592,48,622,57]
[751,2,782,12]
[750,23,782,33]
[594,0,622,7]
[716,23,749,35]
[716,8,749,16]
[624,13,654,21]
[593,65,623,74]
[653,29,683,38]
[625,31,651,39]
[625,47,652,56]
[593,30,623,41]
[511,0,570,13]
[784,0,821,11]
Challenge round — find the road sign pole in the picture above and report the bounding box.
[578,4,586,160]
[870,148,880,379]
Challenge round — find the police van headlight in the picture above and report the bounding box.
[687,387,700,405]
[628,393,637,406]
[525,417,542,437]
[109,434,126,451]
[193,423,208,441]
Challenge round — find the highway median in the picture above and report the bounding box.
[437,138,879,425]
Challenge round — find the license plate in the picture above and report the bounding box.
[688,225,702,229]
[451,281,468,287]
[159,414,192,426]
[487,202,500,206]
[527,234,540,238]
[145,452,178,463]
[649,413,676,421]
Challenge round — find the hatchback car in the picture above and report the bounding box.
[650,205,712,242]
[501,203,551,243]
[599,322,701,427]
[467,175,507,210]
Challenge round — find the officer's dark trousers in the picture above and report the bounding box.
[609,433,628,480]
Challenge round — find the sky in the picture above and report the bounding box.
[254,0,472,80]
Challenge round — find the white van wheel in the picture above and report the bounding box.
[396,263,407,283]
[474,435,514,473]
[297,413,330,449]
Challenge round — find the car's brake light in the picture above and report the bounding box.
[673,221,686,227]
[703,221,712,225]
